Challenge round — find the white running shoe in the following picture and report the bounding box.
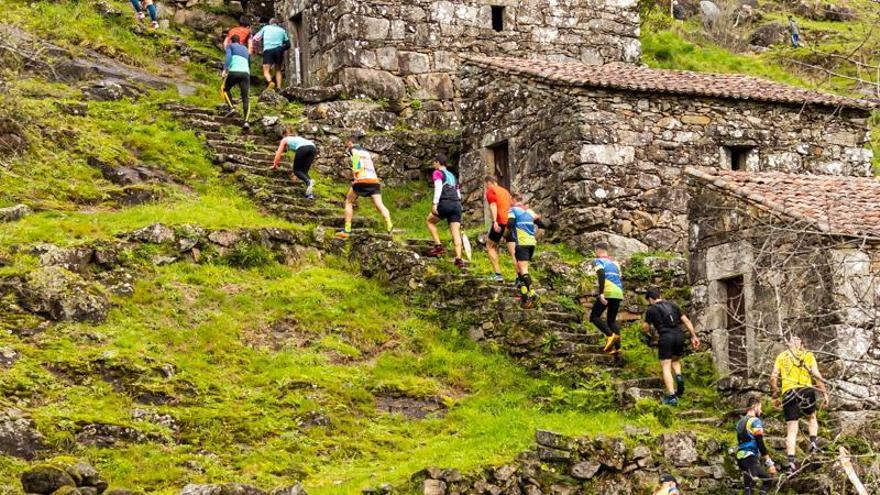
[305,179,315,196]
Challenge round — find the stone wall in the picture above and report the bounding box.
[273,0,640,126]
[457,63,874,252]
[687,184,880,411]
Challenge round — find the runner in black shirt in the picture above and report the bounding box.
[643,287,700,406]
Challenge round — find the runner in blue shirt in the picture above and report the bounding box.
[222,35,252,128]
[273,127,317,199]
[252,18,290,90]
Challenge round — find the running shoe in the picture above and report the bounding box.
[267,82,276,91]
[386,221,394,233]
[242,122,250,130]
[304,193,315,200]
[453,258,465,270]
[426,245,446,257]
[661,395,679,406]
[602,334,619,353]
[223,109,237,118]
[489,273,504,282]
[305,179,315,197]
[136,11,146,20]
[150,20,159,29]
[335,229,350,239]
[786,460,799,473]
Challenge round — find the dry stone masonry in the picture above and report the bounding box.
[457,57,874,252]
[274,0,641,126]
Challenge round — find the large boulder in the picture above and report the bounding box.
[339,68,406,101]
[700,0,721,23]
[658,432,698,467]
[570,231,650,260]
[20,465,76,494]
[18,267,110,322]
[281,85,344,103]
[81,80,140,101]
[35,244,95,273]
[130,223,176,244]
[0,204,31,222]
[0,408,45,460]
[749,22,787,47]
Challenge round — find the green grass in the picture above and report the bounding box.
[642,27,810,87]
[0,258,670,494]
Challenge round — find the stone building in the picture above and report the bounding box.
[686,168,880,411]
[457,56,874,252]
[273,0,641,126]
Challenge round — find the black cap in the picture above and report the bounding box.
[660,474,678,485]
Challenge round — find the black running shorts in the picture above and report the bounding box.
[657,329,685,360]
[514,245,535,262]
[352,182,381,198]
[487,224,513,244]
[782,387,817,421]
[262,47,285,66]
[435,201,462,224]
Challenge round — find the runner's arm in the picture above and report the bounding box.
[224,45,233,71]
[432,177,443,206]
[770,362,780,397]
[489,203,499,230]
[681,314,700,348]
[272,140,286,168]
[811,360,830,407]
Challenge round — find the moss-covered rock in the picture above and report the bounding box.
[20,465,76,494]
[16,266,110,322]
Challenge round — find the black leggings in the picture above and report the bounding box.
[737,457,772,495]
[292,146,316,184]
[223,72,250,120]
[590,297,621,348]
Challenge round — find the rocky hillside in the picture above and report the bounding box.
[1,0,879,493]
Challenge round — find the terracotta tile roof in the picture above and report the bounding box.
[463,56,874,111]
[685,167,880,238]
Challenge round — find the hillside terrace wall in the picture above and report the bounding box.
[457,63,873,252]
[275,0,641,127]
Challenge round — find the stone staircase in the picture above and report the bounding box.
[166,102,668,404]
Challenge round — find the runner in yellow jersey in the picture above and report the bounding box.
[336,135,393,238]
[770,336,829,472]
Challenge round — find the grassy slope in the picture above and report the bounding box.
[0,255,666,493]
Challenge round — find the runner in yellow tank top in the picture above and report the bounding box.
[770,336,829,472]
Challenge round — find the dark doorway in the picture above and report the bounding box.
[489,141,511,189]
[290,13,308,85]
[723,275,748,376]
[491,6,505,32]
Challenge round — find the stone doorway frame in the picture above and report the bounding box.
[700,240,757,377]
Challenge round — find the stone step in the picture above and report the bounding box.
[201,131,276,147]
[210,143,276,161]
[616,377,664,391]
[206,137,277,151]
[267,203,338,218]
[550,331,602,345]
[530,310,581,324]
[172,112,242,127]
